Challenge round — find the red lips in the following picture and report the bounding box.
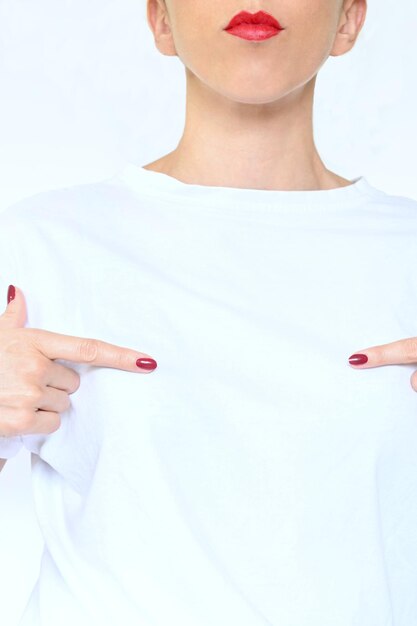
[225,10,283,31]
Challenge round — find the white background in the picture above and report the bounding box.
[1,0,416,624]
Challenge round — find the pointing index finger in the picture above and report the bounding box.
[26,328,158,372]
[348,337,417,368]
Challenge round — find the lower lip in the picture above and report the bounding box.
[225,24,282,41]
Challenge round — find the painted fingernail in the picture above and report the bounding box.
[348,353,368,366]
[7,285,15,304]
[136,358,158,371]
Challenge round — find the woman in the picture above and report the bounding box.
[2,0,417,624]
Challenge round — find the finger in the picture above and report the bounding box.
[28,410,62,435]
[409,370,417,392]
[348,337,417,368]
[0,407,61,437]
[45,362,81,394]
[37,386,72,414]
[26,329,158,373]
[0,285,28,330]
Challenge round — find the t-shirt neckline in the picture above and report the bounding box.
[114,162,379,210]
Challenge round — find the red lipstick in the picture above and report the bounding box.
[224,10,284,41]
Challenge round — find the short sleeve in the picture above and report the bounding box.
[0,206,24,459]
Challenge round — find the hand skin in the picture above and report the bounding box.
[348,338,417,391]
[0,286,158,470]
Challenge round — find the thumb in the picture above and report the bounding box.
[0,285,28,329]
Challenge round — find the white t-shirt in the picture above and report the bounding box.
[1,164,417,625]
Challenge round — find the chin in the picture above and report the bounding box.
[218,85,294,106]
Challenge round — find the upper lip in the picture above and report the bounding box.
[224,10,284,30]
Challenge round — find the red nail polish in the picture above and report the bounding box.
[348,354,368,365]
[136,358,157,371]
[7,285,15,304]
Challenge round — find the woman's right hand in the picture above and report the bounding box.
[0,286,158,438]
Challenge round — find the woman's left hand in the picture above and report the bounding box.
[348,338,417,391]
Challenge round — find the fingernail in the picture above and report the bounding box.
[348,353,368,366]
[136,358,158,371]
[7,285,15,304]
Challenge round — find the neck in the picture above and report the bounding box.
[144,72,351,191]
